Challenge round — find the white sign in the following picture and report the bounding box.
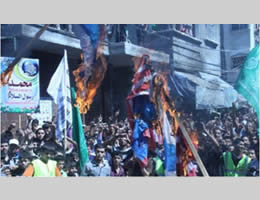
[31,99,53,126]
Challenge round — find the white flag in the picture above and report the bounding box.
[163,112,177,176]
[47,50,72,141]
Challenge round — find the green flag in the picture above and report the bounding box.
[71,87,89,171]
[235,44,260,133]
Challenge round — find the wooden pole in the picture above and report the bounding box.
[1,24,49,86]
[174,113,209,177]
[157,74,209,176]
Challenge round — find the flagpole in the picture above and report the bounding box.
[257,24,260,166]
[1,24,49,86]
[174,113,209,177]
[258,24,260,137]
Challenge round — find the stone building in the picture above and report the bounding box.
[1,24,226,129]
[221,24,259,85]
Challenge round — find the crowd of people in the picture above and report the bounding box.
[179,102,259,176]
[0,103,259,177]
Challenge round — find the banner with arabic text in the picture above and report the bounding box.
[0,57,40,113]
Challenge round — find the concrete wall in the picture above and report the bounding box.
[172,24,221,77]
[221,24,255,85]
[1,24,223,125]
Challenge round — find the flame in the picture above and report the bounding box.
[73,55,107,114]
[1,67,14,86]
[177,128,199,176]
[151,72,179,134]
[73,25,107,114]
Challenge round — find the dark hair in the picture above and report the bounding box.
[112,151,122,158]
[42,123,51,129]
[95,143,105,150]
[32,119,39,125]
[39,144,56,153]
[19,150,32,160]
[233,138,243,146]
[223,135,232,140]
[36,128,45,135]
[32,137,41,143]
[55,155,65,161]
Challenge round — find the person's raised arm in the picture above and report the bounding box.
[202,122,220,148]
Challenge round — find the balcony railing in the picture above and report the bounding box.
[32,24,74,36]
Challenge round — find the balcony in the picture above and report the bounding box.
[1,24,170,65]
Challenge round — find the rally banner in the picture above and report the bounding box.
[31,99,53,126]
[0,57,40,113]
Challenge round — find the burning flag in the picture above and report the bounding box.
[150,72,178,176]
[71,87,89,171]
[126,55,153,128]
[126,55,158,168]
[72,24,107,114]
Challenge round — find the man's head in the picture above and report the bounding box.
[214,128,222,141]
[8,122,16,130]
[223,136,232,150]
[38,144,56,163]
[94,143,106,162]
[42,123,52,135]
[55,154,65,170]
[1,139,9,154]
[8,139,20,154]
[233,138,245,154]
[248,149,256,160]
[242,136,250,148]
[31,138,41,152]
[246,122,254,134]
[19,151,32,169]
[118,132,129,148]
[251,136,258,145]
[112,152,122,167]
[31,119,39,131]
[36,128,46,141]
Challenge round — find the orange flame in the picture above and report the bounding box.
[1,67,14,86]
[179,130,199,176]
[73,55,107,114]
[73,25,107,114]
[151,72,179,135]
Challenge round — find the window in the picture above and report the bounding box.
[231,55,247,69]
[231,24,248,31]
[205,24,217,41]
[175,24,194,37]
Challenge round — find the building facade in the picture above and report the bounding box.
[221,24,259,85]
[1,24,223,128]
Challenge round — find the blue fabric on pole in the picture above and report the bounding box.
[132,119,149,167]
[80,24,100,49]
[133,95,157,122]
